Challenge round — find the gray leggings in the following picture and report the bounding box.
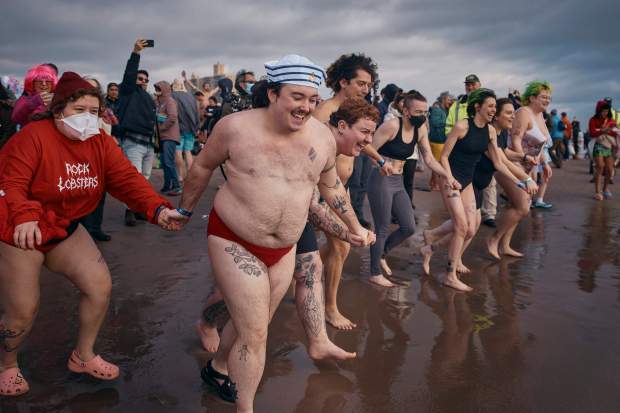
[367,168,416,275]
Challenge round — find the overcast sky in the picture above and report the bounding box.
[1,0,617,123]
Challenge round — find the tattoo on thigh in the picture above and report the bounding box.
[225,244,268,277]
[448,191,460,198]
[308,147,317,161]
[0,324,25,353]
[331,195,348,214]
[202,300,230,327]
[238,344,249,362]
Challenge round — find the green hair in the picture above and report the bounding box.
[466,88,496,118]
[522,80,552,106]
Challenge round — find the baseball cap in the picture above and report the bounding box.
[464,74,480,84]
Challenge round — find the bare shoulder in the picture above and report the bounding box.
[306,117,335,149]
[454,119,469,135]
[487,124,498,140]
[313,98,338,123]
[378,117,399,136]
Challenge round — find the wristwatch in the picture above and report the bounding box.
[377,158,386,167]
[176,207,193,217]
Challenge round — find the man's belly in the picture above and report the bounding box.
[212,182,313,248]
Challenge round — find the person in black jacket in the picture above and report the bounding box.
[117,39,157,226]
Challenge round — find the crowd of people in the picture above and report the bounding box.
[0,39,619,412]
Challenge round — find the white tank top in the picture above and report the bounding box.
[511,107,549,158]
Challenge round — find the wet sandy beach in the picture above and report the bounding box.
[2,159,620,413]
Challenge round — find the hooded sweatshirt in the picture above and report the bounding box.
[0,119,171,251]
[155,81,180,143]
[171,89,200,135]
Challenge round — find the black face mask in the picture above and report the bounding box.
[409,115,426,128]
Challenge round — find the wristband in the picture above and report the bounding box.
[377,158,386,167]
[176,207,193,217]
[525,177,533,183]
[154,204,166,220]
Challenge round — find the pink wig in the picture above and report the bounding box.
[24,64,58,94]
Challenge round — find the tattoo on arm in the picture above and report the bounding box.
[331,195,348,214]
[308,147,317,161]
[308,204,347,241]
[225,244,268,277]
[319,177,341,190]
[322,162,336,173]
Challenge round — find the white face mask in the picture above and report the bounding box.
[55,112,100,141]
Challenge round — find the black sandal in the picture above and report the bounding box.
[200,360,238,403]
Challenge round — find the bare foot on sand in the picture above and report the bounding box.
[368,274,396,288]
[380,258,393,276]
[420,244,433,275]
[196,320,220,353]
[456,262,471,274]
[439,274,473,292]
[501,245,524,258]
[308,339,357,361]
[326,309,357,330]
[487,236,501,260]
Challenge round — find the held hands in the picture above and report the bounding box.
[524,155,538,166]
[133,39,148,54]
[348,228,376,247]
[158,208,188,231]
[446,176,462,191]
[13,221,42,250]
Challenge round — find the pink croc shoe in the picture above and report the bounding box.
[67,350,120,380]
[0,367,30,396]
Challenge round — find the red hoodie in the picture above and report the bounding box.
[0,119,172,250]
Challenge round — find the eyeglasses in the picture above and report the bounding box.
[137,77,149,83]
[538,95,552,101]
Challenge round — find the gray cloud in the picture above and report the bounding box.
[1,0,617,122]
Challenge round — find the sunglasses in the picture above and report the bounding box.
[137,77,149,83]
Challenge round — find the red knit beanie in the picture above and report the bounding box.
[50,72,97,107]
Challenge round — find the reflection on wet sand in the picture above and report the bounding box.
[3,163,620,412]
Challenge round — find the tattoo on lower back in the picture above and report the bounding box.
[331,195,348,214]
[202,300,230,326]
[0,324,25,352]
[238,344,249,362]
[308,147,317,161]
[225,244,267,277]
